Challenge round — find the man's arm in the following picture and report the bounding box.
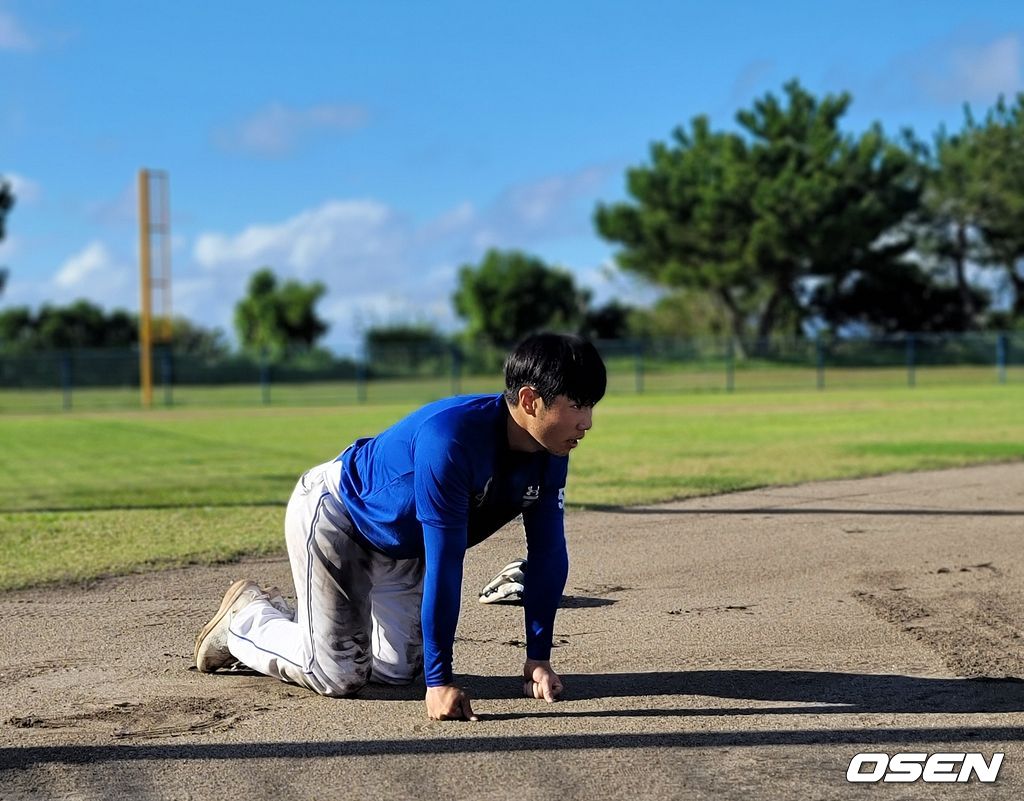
[419,522,466,685]
[520,463,570,701]
[415,429,478,721]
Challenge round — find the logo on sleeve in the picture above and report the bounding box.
[522,485,540,506]
[474,476,493,507]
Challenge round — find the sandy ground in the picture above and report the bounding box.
[1,463,1023,801]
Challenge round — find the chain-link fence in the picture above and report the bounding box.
[0,333,1021,412]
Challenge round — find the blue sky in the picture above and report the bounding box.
[2,1,1023,352]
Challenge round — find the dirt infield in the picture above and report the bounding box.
[2,463,1023,800]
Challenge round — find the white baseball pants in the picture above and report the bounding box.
[227,461,425,696]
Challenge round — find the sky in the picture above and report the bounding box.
[2,1,1023,353]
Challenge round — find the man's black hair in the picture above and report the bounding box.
[504,332,607,407]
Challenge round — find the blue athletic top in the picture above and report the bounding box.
[335,393,569,687]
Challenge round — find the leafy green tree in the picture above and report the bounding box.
[627,290,732,340]
[234,267,328,357]
[36,300,135,348]
[915,119,986,326]
[0,300,135,351]
[0,177,14,299]
[0,305,32,350]
[579,300,634,340]
[453,249,590,345]
[170,318,231,360]
[595,81,921,344]
[0,299,233,356]
[811,262,988,334]
[595,116,755,342]
[365,323,446,351]
[364,323,448,374]
[970,94,1024,318]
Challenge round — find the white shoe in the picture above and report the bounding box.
[479,559,527,604]
[194,579,269,672]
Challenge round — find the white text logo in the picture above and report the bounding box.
[847,752,1003,783]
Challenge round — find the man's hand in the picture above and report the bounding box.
[523,659,564,703]
[425,684,479,721]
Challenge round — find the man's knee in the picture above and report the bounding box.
[370,668,420,686]
[313,663,370,697]
[316,674,367,698]
[371,653,423,686]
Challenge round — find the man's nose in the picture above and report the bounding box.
[578,408,593,430]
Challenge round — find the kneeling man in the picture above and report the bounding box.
[194,332,606,721]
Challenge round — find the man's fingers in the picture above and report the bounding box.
[542,679,562,702]
[431,709,474,722]
[523,675,563,702]
[425,686,479,721]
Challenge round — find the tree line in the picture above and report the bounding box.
[598,81,1024,346]
[2,80,1023,357]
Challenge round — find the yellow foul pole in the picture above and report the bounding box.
[138,169,153,408]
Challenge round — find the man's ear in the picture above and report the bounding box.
[518,386,542,416]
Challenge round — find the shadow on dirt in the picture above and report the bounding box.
[357,668,1024,714]
[3,723,1022,769]
[466,669,1024,712]
[5,670,1022,769]
[584,505,1024,517]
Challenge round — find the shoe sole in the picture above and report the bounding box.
[194,578,255,671]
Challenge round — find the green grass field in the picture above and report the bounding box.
[2,363,1019,413]
[1,383,1022,590]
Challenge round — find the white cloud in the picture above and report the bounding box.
[194,199,403,276]
[4,164,617,352]
[186,162,618,351]
[920,34,1023,103]
[0,10,34,52]
[419,201,476,241]
[489,165,610,235]
[828,32,1024,117]
[54,242,114,289]
[52,241,134,309]
[190,200,415,349]
[215,102,370,156]
[578,259,663,308]
[4,172,41,204]
[1,240,135,313]
[417,164,618,256]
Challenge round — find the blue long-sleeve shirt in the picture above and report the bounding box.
[334,393,569,686]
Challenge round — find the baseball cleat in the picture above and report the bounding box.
[194,579,268,672]
[479,559,527,604]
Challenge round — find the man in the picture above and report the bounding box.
[194,332,606,721]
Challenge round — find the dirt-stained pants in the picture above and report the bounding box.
[227,461,424,696]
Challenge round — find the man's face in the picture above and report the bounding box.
[529,394,594,456]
